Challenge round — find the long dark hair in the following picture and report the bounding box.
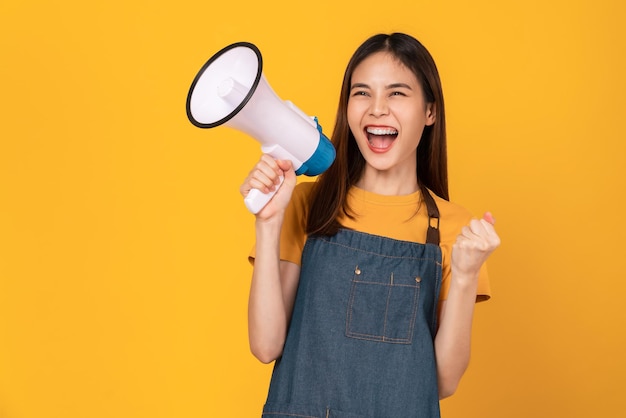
[307,33,449,236]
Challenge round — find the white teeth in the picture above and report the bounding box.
[366,127,398,135]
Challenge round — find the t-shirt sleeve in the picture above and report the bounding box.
[248,182,311,265]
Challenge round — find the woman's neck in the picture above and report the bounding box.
[355,166,419,196]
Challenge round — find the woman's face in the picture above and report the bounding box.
[347,52,435,179]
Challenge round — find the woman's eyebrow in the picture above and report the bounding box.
[350,82,413,90]
[387,83,412,90]
[350,83,370,90]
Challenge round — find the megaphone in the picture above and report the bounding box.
[186,42,336,214]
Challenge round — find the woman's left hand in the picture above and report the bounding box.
[451,212,501,280]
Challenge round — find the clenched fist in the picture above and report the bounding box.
[451,212,501,281]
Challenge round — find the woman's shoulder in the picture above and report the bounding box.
[291,181,316,204]
[293,181,316,195]
[429,191,475,241]
[286,181,316,217]
[431,193,473,220]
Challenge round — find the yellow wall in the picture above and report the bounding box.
[1,0,625,416]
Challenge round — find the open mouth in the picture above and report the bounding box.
[366,126,398,152]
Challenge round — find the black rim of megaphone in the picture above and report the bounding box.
[186,42,263,129]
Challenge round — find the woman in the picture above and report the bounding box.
[241,32,501,418]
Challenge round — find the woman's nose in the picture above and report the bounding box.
[369,95,389,117]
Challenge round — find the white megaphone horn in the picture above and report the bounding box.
[186,42,336,214]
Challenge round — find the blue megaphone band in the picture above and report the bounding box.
[295,117,336,176]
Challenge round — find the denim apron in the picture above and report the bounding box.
[262,188,443,418]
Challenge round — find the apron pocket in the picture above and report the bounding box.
[346,267,421,344]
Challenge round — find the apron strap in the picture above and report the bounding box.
[420,184,440,246]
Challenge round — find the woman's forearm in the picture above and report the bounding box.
[248,216,290,363]
[434,272,479,399]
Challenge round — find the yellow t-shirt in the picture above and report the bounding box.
[259,181,491,302]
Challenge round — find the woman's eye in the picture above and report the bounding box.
[390,91,406,96]
[352,91,368,97]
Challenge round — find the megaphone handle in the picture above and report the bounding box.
[243,176,285,214]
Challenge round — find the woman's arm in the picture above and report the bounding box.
[434,213,500,399]
[240,155,299,363]
[248,235,300,363]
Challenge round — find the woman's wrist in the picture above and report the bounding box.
[255,212,285,238]
[449,269,480,293]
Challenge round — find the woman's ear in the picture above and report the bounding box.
[425,103,436,126]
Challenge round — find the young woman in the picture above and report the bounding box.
[241,32,501,418]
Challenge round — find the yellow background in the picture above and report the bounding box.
[1,0,625,417]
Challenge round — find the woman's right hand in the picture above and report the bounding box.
[239,154,297,220]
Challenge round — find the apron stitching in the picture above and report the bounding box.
[382,274,393,342]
